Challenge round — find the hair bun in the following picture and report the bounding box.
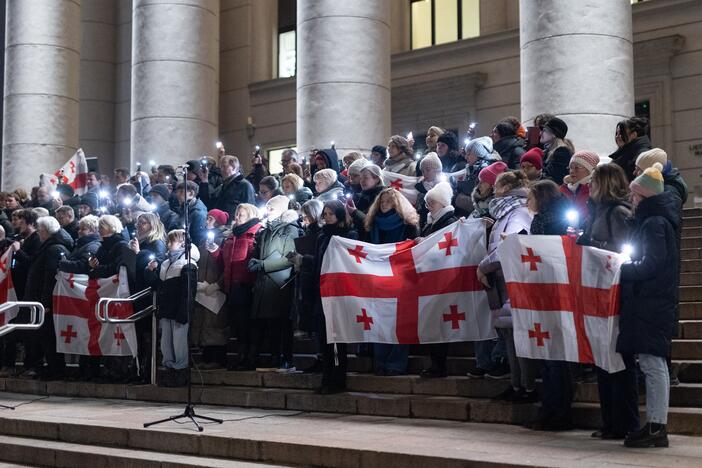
[651,162,663,172]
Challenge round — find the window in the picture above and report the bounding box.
[268,147,298,175]
[635,100,651,122]
[277,0,296,78]
[411,0,480,50]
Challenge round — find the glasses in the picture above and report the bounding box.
[259,190,271,196]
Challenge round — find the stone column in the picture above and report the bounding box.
[520,0,634,157]
[131,0,219,169]
[297,0,391,157]
[2,0,81,191]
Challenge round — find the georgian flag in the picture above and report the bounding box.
[382,168,464,205]
[320,219,495,344]
[52,269,138,357]
[0,251,18,326]
[499,234,626,373]
[40,148,89,195]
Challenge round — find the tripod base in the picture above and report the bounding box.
[143,404,222,432]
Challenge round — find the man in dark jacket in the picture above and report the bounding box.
[148,184,180,231]
[58,215,101,274]
[492,121,526,169]
[22,217,74,379]
[9,209,42,300]
[610,117,652,182]
[175,181,208,246]
[199,155,255,221]
[55,206,79,241]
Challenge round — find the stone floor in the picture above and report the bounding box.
[1,391,701,467]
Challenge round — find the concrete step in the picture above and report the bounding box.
[684,208,702,217]
[680,302,702,319]
[683,227,702,238]
[682,237,702,249]
[682,260,702,273]
[673,340,702,360]
[681,248,701,260]
[681,273,702,286]
[0,434,279,468]
[680,321,702,339]
[680,286,702,302]
[4,395,702,467]
[684,216,702,227]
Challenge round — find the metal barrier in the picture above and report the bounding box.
[95,288,158,385]
[0,302,45,338]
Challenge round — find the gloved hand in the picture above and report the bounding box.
[247,258,264,272]
[205,282,220,295]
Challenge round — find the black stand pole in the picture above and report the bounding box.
[143,165,222,432]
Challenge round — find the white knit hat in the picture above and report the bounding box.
[420,152,442,172]
[348,158,371,177]
[425,181,454,208]
[636,148,668,171]
[266,195,290,220]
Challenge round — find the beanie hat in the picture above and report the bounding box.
[348,158,371,177]
[267,195,291,220]
[630,162,664,198]
[148,183,171,202]
[207,209,229,227]
[478,161,509,186]
[544,117,568,139]
[79,192,99,212]
[570,150,600,174]
[437,132,458,151]
[371,145,387,159]
[467,136,493,154]
[360,164,385,186]
[520,147,544,170]
[425,181,454,208]
[419,152,442,172]
[636,148,668,171]
[186,159,201,173]
[57,183,74,198]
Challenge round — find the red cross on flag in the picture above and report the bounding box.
[499,234,626,373]
[0,251,18,326]
[381,170,420,204]
[52,268,138,357]
[320,219,495,344]
[39,148,89,195]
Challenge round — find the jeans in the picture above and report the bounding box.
[497,327,538,391]
[596,353,640,435]
[373,344,409,374]
[474,335,506,370]
[160,319,189,370]
[639,353,669,424]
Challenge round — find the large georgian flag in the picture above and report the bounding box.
[381,168,466,205]
[40,148,89,195]
[320,219,495,344]
[0,251,18,326]
[499,234,626,373]
[52,270,138,357]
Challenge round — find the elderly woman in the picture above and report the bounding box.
[454,136,501,218]
[414,152,445,227]
[313,168,344,202]
[58,215,102,273]
[89,215,130,278]
[383,135,416,176]
[23,216,74,380]
[425,126,445,153]
[345,158,371,197]
[282,173,313,205]
[346,164,385,237]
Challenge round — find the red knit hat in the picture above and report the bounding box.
[570,150,600,174]
[207,209,229,226]
[520,147,544,170]
[478,161,508,186]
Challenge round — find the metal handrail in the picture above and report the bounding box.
[95,287,155,324]
[0,302,46,338]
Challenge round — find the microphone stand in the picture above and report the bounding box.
[144,165,223,432]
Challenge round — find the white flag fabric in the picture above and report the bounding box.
[320,219,495,344]
[52,269,138,357]
[499,234,626,373]
[0,251,18,326]
[40,148,89,195]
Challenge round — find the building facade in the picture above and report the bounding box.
[2,0,702,202]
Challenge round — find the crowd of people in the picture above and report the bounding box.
[0,114,685,448]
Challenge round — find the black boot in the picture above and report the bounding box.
[624,423,669,448]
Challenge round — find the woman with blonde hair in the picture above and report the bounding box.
[282,173,313,205]
[383,135,416,177]
[364,187,420,375]
[425,126,445,153]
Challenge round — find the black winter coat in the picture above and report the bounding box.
[494,136,526,170]
[543,146,573,186]
[351,185,384,237]
[440,150,466,174]
[63,220,79,241]
[25,230,74,308]
[145,248,199,324]
[530,196,571,236]
[610,135,652,182]
[58,233,101,274]
[155,201,180,232]
[617,191,681,357]
[11,231,42,300]
[200,173,255,222]
[90,234,129,278]
[663,165,688,205]
[421,210,458,237]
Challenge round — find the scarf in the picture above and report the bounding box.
[488,189,528,220]
[470,185,493,218]
[564,174,591,194]
[422,179,439,192]
[427,205,454,225]
[371,209,405,244]
[232,217,259,237]
[167,247,185,264]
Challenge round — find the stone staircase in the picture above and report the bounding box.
[2,207,702,467]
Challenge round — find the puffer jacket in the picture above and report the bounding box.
[58,233,101,274]
[145,245,200,324]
